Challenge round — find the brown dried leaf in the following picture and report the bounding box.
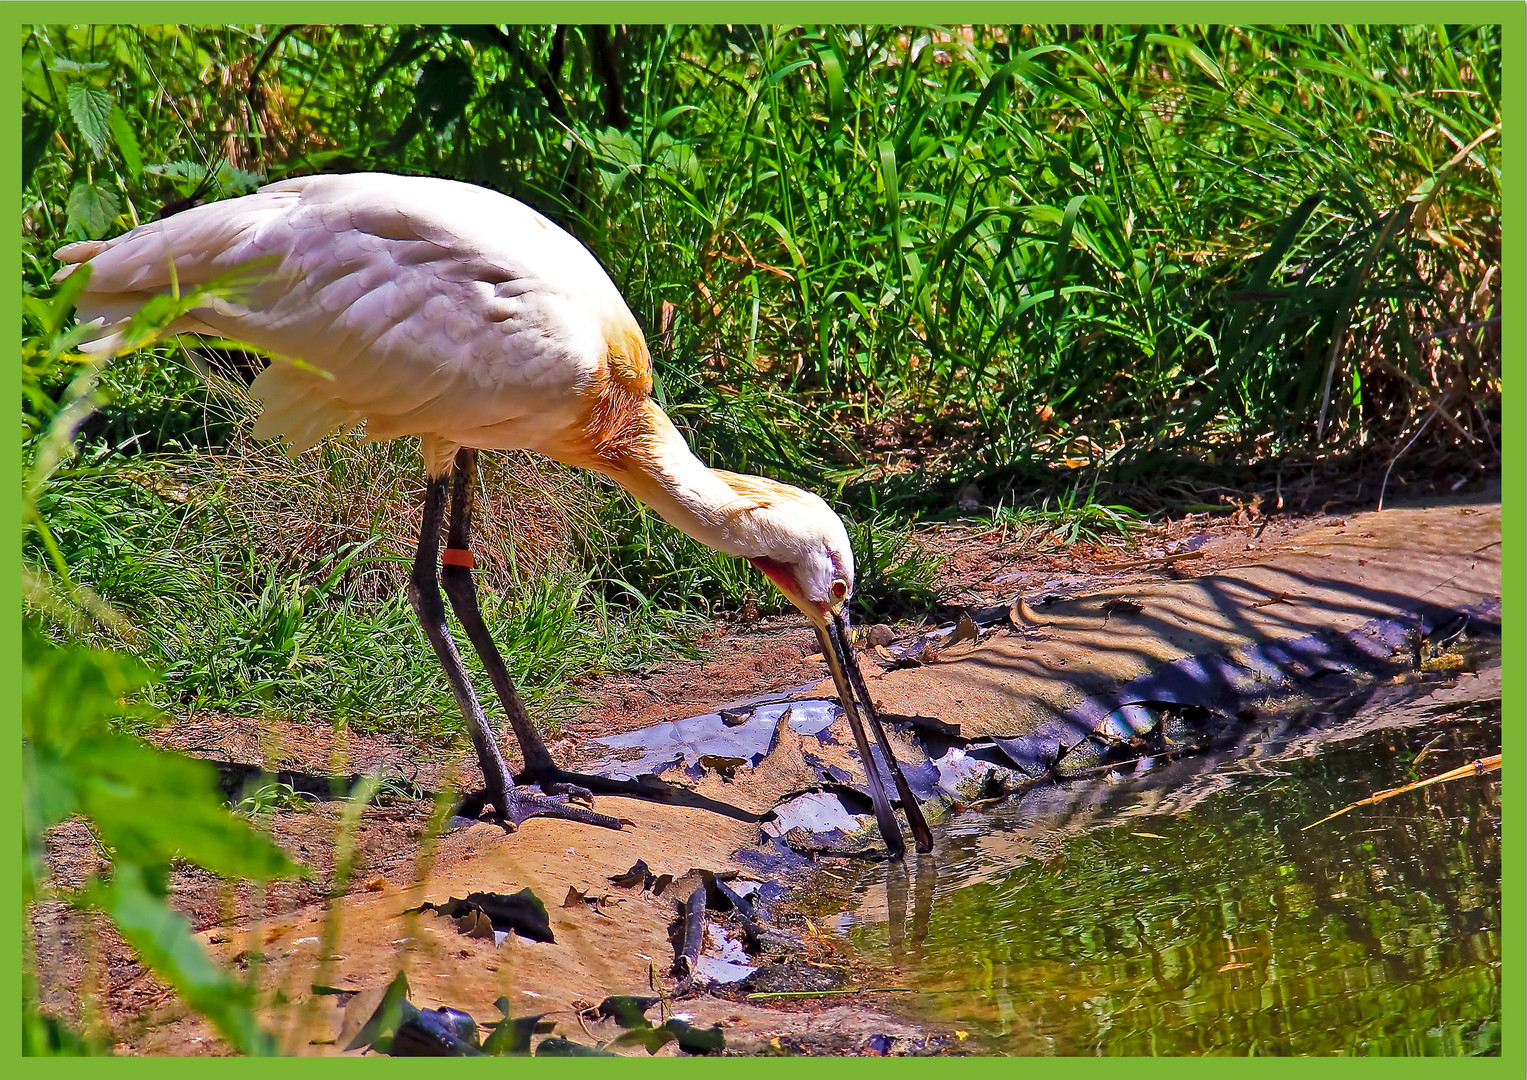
[454,909,496,940]
[948,614,980,646]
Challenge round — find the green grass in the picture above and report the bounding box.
[980,489,1147,547]
[560,25,1500,483]
[21,22,1502,732]
[30,446,704,736]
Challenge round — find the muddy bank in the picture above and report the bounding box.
[813,501,1500,746]
[583,501,1499,849]
[39,500,1501,1054]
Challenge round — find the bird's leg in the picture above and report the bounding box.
[409,466,623,832]
[438,449,560,777]
[438,448,675,803]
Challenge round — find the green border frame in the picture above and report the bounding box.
[10,6,1522,1071]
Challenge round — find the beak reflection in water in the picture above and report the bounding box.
[814,610,934,858]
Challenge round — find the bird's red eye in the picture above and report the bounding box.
[831,579,848,599]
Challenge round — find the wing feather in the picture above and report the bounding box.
[53,173,647,459]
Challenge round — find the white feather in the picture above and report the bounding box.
[57,173,633,463]
[54,171,861,613]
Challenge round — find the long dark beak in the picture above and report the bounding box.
[818,612,935,857]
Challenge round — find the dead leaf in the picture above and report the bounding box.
[1009,594,1053,628]
[948,614,979,646]
[409,890,555,944]
[563,886,625,914]
[454,909,496,940]
[1095,551,1204,572]
[610,860,653,889]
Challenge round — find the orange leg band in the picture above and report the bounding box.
[441,547,475,569]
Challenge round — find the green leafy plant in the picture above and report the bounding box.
[23,629,302,1054]
[235,780,317,816]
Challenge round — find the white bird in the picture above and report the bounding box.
[55,172,933,857]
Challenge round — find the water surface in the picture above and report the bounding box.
[837,687,1502,1055]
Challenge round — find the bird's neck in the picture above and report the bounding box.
[597,401,756,557]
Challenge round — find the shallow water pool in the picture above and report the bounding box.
[836,684,1502,1055]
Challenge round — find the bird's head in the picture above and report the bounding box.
[622,456,877,732]
[711,471,856,627]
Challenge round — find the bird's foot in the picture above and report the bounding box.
[542,780,596,805]
[462,784,629,832]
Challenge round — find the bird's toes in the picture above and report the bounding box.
[505,789,625,832]
[542,780,596,805]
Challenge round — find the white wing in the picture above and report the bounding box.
[56,173,643,463]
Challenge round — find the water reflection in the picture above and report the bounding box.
[840,697,1501,1055]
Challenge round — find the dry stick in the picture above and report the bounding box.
[1303,755,1501,831]
[1412,125,1500,230]
[1412,734,1446,766]
[1376,406,1441,512]
[1418,315,1502,343]
[1418,392,1477,444]
[1476,401,1499,456]
[1094,550,1205,572]
[671,886,707,996]
[747,988,913,1000]
[1369,356,1477,444]
[746,987,985,1001]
